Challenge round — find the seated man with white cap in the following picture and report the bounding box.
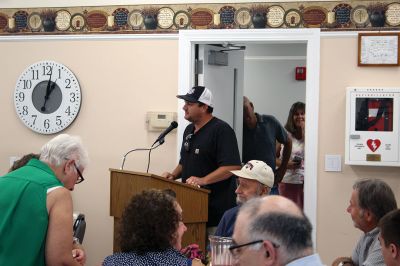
[214,160,274,237]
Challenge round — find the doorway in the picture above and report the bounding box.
[178,28,320,245]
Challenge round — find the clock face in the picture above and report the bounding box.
[14,61,81,134]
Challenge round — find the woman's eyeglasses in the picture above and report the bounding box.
[184,134,193,152]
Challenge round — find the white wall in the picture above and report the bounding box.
[244,43,306,125]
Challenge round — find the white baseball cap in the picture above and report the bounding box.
[230,160,274,188]
[176,86,214,108]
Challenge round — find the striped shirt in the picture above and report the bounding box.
[351,227,385,266]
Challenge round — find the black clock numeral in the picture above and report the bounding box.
[58,68,62,79]
[22,106,28,116]
[65,106,71,116]
[23,79,32,89]
[56,116,62,126]
[42,65,52,76]
[70,92,76,102]
[32,69,39,80]
[65,78,71,89]
[44,119,50,129]
[23,80,32,89]
[32,115,37,125]
[18,92,25,102]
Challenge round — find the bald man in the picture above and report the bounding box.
[230,196,323,266]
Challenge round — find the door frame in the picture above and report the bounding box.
[178,28,320,245]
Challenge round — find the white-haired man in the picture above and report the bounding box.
[0,134,88,266]
[215,160,274,237]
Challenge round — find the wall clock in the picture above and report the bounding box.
[14,60,81,134]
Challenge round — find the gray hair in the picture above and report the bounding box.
[239,197,312,264]
[40,134,89,168]
[353,179,397,221]
[248,212,313,264]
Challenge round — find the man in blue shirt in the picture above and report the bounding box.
[242,96,292,195]
[215,160,274,237]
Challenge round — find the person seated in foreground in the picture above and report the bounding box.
[215,160,273,237]
[231,195,323,266]
[346,179,397,266]
[102,189,203,266]
[378,209,400,266]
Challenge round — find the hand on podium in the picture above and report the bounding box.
[186,176,204,187]
[162,172,175,180]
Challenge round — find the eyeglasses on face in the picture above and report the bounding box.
[184,133,193,152]
[74,163,85,184]
[65,158,85,184]
[229,239,280,258]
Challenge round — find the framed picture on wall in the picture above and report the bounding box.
[358,33,400,66]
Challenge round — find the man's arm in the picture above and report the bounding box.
[162,164,182,180]
[46,188,83,266]
[186,165,240,186]
[275,136,292,184]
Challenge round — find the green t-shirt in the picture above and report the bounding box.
[0,159,63,266]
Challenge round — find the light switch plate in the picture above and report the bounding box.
[325,154,342,172]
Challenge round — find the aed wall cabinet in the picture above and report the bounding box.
[345,87,400,166]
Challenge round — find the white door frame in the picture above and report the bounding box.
[178,28,320,246]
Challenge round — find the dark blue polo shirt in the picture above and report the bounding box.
[214,205,239,237]
[242,113,288,169]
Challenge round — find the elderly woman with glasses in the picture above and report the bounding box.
[103,189,206,266]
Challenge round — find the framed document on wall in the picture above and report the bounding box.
[358,33,400,66]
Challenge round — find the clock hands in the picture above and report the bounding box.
[41,77,57,112]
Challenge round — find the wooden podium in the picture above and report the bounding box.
[110,169,210,251]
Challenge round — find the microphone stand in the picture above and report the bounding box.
[120,141,163,170]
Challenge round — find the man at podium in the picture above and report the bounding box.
[163,86,241,233]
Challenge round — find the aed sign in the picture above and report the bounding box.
[346,87,400,166]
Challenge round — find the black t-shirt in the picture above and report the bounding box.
[179,117,241,226]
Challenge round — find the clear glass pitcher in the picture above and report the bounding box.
[209,235,233,266]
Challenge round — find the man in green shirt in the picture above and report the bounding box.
[0,134,89,266]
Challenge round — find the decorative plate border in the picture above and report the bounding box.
[351,5,369,28]
[267,5,285,28]
[284,9,302,28]
[173,10,190,29]
[70,13,86,31]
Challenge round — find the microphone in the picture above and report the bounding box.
[152,121,178,146]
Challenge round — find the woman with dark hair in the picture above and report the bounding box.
[276,102,305,209]
[102,189,191,266]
